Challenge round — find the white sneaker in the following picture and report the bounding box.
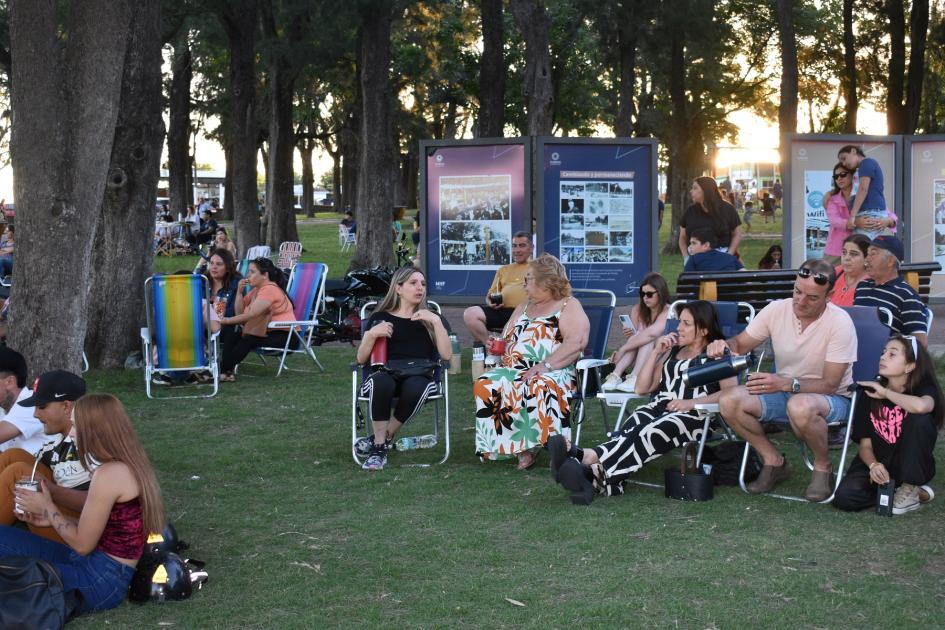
[615,375,637,393]
[601,373,622,391]
[919,484,935,503]
[892,483,921,515]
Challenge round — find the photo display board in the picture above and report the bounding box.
[905,136,945,272]
[785,134,900,267]
[420,139,530,299]
[537,139,658,298]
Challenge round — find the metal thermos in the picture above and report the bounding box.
[681,352,756,388]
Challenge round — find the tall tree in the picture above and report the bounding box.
[476,0,505,137]
[885,0,930,134]
[350,2,396,270]
[777,0,798,159]
[168,31,193,219]
[8,0,133,376]
[85,0,164,368]
[842,0,857,132]
[509,0,554,135]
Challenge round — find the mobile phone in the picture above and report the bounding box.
[619,314,636,333]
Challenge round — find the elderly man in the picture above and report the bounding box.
[708,259,857,502]
[854,234,928,346]
[463,231,533,347]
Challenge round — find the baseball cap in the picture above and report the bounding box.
[19,370,87,407]
[870,235,904,262]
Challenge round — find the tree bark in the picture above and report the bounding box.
[476,0,505,138]
[350,7,395,270]
[221,139,233,220]
[904,0,930,135]
[8,0,133,377]
[886,0,907,133]
[842,0,857,133]
[167,34,192,219]
[86,0,164,368]
[300,138,315,217]
[776,0,798,161]
[509,0,554,136]
[614,2,642,137]
[217,0,260,256]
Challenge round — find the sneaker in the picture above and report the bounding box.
[893,483,922,515]
[151,374,174,386]
[804,469,834,502]
[615,375,637,393]
[355,436,391,457]
[361,446,388,471]
[601,373,623,392]
[919,485,935,503]
[746,456,791,494]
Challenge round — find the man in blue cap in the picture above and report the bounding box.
[854,235,929,346]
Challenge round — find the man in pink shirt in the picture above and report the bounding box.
[707,259,858,502]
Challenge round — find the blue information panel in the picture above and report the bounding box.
[538,139,658,298]
[420,139,531,300]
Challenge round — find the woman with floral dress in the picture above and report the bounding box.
[475,254,590,470]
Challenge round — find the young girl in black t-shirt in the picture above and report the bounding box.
[834,334,943,514]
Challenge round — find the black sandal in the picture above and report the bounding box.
[547,435,568,483]
[558,459,595,505]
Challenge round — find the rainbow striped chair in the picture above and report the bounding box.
[140,273,219,398]
[255,262,327,376]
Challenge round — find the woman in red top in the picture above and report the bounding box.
[218,256,297,381]
[830,234,870,307]
[2,394,165,614]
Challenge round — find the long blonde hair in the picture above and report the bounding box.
[75,394,165,535]
[376,266,426,314]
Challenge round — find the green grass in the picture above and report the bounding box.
[67,349,945,628]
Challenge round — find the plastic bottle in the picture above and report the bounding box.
[448,334,461,375]
[395,434,438,451]
[471,347,485,380]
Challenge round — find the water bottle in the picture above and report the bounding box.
[471,347,485,380]
[448,334,461,375]
[395,434,438,451]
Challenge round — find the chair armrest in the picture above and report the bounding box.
[576,358,610,370]
[140,327,150,341]
[268,320,315,329]
[694,403,719,413]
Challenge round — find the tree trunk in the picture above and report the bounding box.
[509,0,554,136]
[264,61,300,247]
[777,0,798,161]
[300,138,315,218]
[8,0,133,377]
[218,0,260,256]
[350,7,395,270]
[220,139,233,220]
[330,149,341,210]
[86,0,164,368]
[886,0,907,133]
[167,33,191,219]
[842,0,857,133]
[340,123,359,214]
[614,3,642,137]
[476,0,505,138]
[904,0,930,135]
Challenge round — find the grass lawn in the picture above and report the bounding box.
[69,348,945,628]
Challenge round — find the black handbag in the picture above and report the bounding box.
[383,358,438,379]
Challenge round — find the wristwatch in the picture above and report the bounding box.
[791,378,801,394]
[542,361,553,371]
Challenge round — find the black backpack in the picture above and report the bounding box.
[0,556,82,629]
[701,440,763,486]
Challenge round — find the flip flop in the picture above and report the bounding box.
[516,450,538,471]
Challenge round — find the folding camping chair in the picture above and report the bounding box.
[245,245,271,260]
[733,305,893,503]
[253,262,328,376]
[567,289,616,446]
[276,241,303,271]
[339,225,356,252]
[140,273,219,399]
[351,300,449,467]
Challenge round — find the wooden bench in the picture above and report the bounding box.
[676,262,941,312]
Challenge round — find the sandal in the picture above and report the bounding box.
[558,459,595,505]
[220,372,236,382]
[516,450,538,471]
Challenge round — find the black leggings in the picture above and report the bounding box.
[833,412,937,511]
[220,330,298,374]
[360,371,437,423]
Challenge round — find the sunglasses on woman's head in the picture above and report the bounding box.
[797,267,829,285]
[640,290,657,298]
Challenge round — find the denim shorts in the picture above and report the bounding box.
[757,392,851,424]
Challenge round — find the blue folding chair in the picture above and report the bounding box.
[350,300,450,467]
[569,289,617,445]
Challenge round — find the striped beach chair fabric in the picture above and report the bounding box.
[256,262,327,376]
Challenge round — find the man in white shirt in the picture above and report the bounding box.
[0,347,44,455]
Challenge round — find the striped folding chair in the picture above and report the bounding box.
[140,274,219,398]
[254,262,328,376]
[276,241,303,271]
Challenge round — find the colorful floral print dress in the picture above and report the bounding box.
[475,299,576,460]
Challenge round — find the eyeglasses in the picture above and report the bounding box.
[640,290,657,298]
[902,335,919,358]
[833,172,849,180]
[797,267,829,286]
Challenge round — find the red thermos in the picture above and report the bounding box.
[370,326,388,366]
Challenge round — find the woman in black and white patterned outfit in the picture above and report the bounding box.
[548,300,738,504]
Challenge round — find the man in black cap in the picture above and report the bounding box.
[0,369,89,542]
[0,347,42,455]
[854,235,929,346]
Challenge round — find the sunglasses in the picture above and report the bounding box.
[640,290,658,298]
[797,267,829,285]
[833,172,849,180]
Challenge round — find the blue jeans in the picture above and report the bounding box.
[0,525,135,613]
[757,392,851,424]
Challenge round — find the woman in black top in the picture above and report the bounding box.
[833,335,943,514]
[355,266,452,471]
[677,176,742,259]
